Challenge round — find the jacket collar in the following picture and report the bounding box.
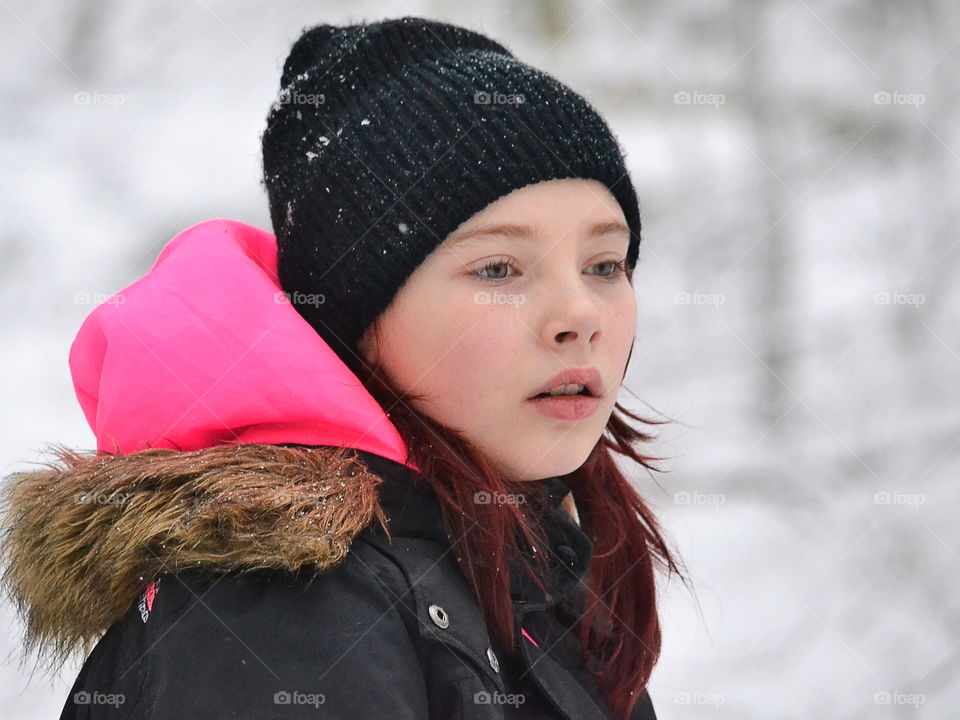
[354,450,593,611]
[0,442,389,668]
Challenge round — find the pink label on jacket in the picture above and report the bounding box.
[138,579,159,623]
[521,627,540,648]
[145,580,157,611]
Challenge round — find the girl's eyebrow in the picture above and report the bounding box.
[446,220,630,247]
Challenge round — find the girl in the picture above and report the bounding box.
[1,16,686,720]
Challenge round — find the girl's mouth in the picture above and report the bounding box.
[527,393,600,421]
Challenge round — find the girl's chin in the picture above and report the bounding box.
[496,448,595,482]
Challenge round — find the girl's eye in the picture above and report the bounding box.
[475,257,517,281]
[588,259,630,279]
[473,257,630,282]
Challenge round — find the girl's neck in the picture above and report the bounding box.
[560,491,581,526]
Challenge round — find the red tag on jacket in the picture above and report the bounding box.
[138,579,159,623]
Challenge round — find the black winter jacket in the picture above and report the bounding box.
[3,443,656,720]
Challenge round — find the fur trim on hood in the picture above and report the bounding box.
[0,442,387,672]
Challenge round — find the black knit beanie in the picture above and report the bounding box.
[260,16,642,373]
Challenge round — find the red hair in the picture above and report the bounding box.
[352,341,690,720]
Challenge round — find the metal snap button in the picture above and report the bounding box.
[428,603,449,629]
[486,647,500,673]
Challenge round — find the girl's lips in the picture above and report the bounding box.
[527,394,600,421]
[528,367,604,399]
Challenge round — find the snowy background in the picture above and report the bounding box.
[2,1,958,718]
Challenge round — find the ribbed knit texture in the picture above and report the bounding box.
[260,16,642,372]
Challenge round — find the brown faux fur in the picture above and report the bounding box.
[0,442,389,673]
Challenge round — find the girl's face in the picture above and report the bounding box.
[358,178,637,482]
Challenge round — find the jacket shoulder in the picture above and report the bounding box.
[60,544,428,719]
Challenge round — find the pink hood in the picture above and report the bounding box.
[69,218,413,468]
